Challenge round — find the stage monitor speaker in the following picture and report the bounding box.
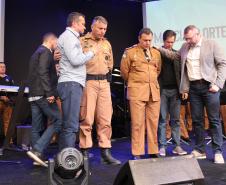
[113,156,205,185]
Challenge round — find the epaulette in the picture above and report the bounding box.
[125,44,137,50]
[80,32,92,40]
[151,46,159,51]
[122,45,137,58]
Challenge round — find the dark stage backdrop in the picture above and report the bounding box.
[4,0,143,84]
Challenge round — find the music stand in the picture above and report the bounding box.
[0,81,30,164]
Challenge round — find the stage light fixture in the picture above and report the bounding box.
[48,147,89,185]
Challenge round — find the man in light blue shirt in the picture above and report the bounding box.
[57,12,95,150]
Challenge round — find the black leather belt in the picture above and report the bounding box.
[190,79,209,85]
[86,74,107,81]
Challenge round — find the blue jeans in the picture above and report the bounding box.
[31,98,62,153]
[189,81,223,153]
[57,81,83,150]
[158,88,181,148]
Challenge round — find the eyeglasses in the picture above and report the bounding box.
[183,33,198,41]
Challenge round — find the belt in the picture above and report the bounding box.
[86,74,107,81]
[190,79,209,85]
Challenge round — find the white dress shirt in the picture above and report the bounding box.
[186,38,203,81]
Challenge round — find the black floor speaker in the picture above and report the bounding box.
[113,156,205,185]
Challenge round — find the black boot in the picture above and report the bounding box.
[149,154,159,158]
[80,148,91,180]
[100,148,121,165]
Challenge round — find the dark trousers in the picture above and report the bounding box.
[31,98,62,153]
[57,81,83,150]
[189,82,223,153]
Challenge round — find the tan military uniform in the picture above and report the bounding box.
[179,105,190,139]
[120,44,162,155]
[79,32,113,149]
[0,101,12,136]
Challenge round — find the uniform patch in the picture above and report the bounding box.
[105,55,110,61]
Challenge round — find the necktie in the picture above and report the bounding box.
[143,49,151,62]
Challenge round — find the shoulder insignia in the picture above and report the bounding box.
[122,44,138,58]
[151,46,159,51]
[125,44,138,51]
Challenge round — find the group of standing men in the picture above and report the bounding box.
[26,11,226,167]
[121,25,226,164]
[27,12,120,166]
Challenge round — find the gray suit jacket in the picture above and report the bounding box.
[159,38,226,93]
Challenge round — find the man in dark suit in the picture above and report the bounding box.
[27,33,62,167]
[158,25,226,164]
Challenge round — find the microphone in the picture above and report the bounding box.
[143,49,150,62]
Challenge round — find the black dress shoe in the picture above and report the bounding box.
[149,154,159,158]
[101,148,121,165]
[181,137,191,143]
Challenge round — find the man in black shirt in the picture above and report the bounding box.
[0,62,14,137]
[158,30,187,156]
[27,33,62,167]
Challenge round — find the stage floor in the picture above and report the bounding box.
[1,137,226,185]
